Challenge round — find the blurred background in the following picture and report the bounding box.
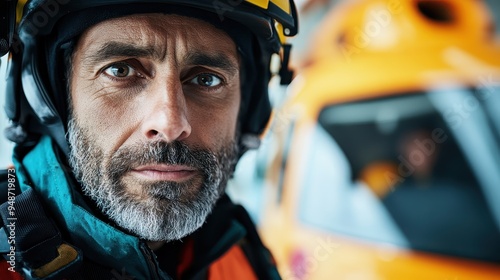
[1,0,500,279]
[225,0,500,279]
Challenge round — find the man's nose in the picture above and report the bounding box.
[141,78,192,142]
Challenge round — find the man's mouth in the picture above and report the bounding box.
[130,164,199,181]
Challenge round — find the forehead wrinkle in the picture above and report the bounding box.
[79,19,169,67]
[78,13,238,73]
[133,22,168,62]
[83,41,163,66]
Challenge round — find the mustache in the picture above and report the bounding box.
[108,141,216,178]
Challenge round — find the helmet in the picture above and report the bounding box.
[2,0,298,155]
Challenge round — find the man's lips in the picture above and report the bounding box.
[130,164,198,181]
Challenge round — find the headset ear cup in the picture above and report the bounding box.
[240,37,274,138]
[4,50,41,145]
[8,42,69,153]
[25,45,69,153]
[4,50,28,144]
[243,84,272,136]
[5,51,23,123]
[21,44,60,126]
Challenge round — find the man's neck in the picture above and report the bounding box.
[147,240,166,251]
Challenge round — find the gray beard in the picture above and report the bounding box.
[67,118,238,241]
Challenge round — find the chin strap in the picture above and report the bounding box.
[279,44,294,85]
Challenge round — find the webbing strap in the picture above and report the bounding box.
[0,188,82,279]
[279,44,294,85]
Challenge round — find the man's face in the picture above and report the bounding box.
[68,14,240,241]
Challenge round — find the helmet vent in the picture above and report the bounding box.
[416,1,455,24]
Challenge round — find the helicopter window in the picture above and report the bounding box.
[302,92,500,262]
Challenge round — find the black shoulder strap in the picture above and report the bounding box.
[0,173,83,280]
[0,169,21,205]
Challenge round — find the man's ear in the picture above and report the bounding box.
[0,0,17,57]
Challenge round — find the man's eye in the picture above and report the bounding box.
[190,74,222,87]
[103,63,136,78]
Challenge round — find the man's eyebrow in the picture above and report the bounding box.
[184,53,238,74]
[83,41,160,65]
[83,42,238,74]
